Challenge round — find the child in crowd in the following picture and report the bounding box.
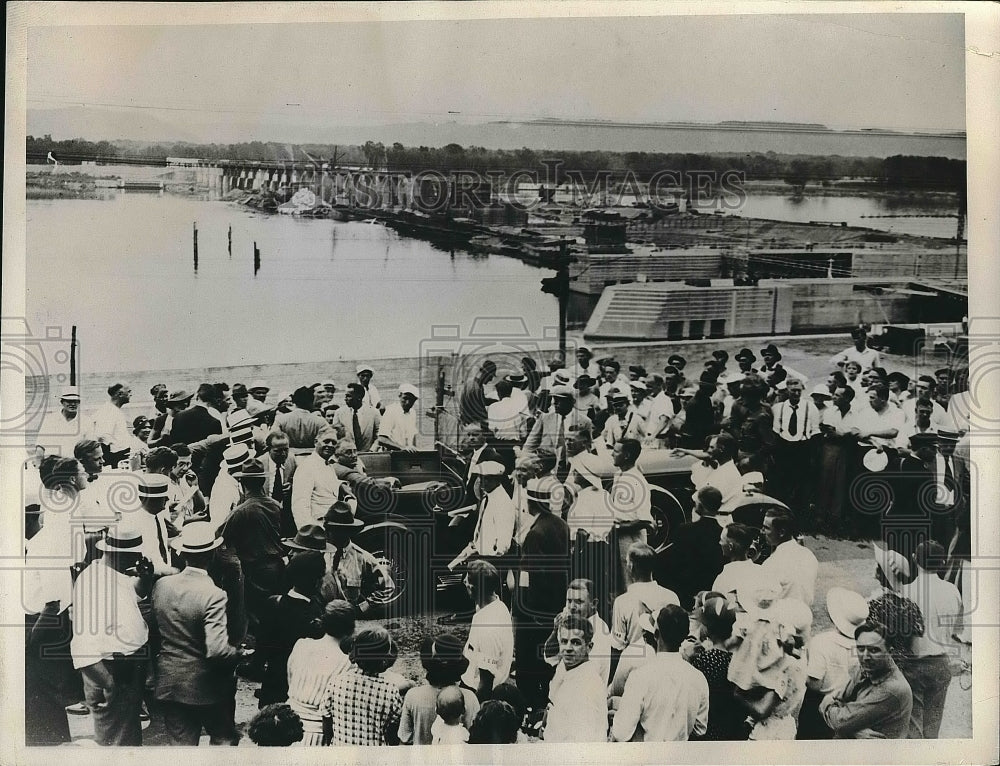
[248,703,305,746]
[432,686,470,744]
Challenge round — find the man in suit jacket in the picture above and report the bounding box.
[169,384,225,446]
[152,523,241,746]
[331,383,381,452]
[656,486,725,609]
[522,386,593,476]
[260,432,298,537]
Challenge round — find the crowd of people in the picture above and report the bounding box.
[22,330,973,746]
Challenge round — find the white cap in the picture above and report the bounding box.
[398,384,419,399]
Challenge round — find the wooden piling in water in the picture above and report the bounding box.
[253,242,260,275]
[228,225,232,256]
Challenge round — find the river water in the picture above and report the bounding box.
[26,190,958,373]
[26,195,558,373]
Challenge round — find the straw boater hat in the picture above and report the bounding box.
[570,451,605,489]
[552,370,572,387]
[283,524,335,552]
[471,459,505,477]
[862,447,889,472]
[937,429,960,443]
[324,501,364,528]
[97,528,144,554]
[873,542,910,590]
[223,443,250,470]
[505,373,527,387]
[248,380,270,394]
[170,521,224,554]
[138,473,170,499]
[550,384,574,399]
[826,587,869,638]
[167,389,192,405]
[60,386,80,402]
[810,384,833,400]
[526,475,566,513]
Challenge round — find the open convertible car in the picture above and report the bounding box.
[346,446,707,613]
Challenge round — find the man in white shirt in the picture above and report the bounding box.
[902,375,950,430]
[208,443,250,525]
[542,615,608,742]
[291,428,343,529]
[848,383,905,451]
[133,473,179,577]
[470,460,517,560]
[88,382,133,465]
[461,560,514,700]
[487,379,529,442]
[544,579,614,686]
[35,385,84,457]
[610,604,709,742]
[356,364,383,413]
[771,376,821,509]
[831,328,881,371]
[760,510,819,607]
[70,528,150,746]
[897,541,963,739]
[379,384,419,450]
[610,543,679,660]
[610,439,654,587]
[644,375,675,448]
[711,522,761,605]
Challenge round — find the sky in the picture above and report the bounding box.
[25,11,967,142]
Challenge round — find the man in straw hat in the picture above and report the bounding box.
[35,385,83,456]
[523,384,593,478]
[246,380,271,416]
[799,587,869,738]
[318,501,391,613]
[70,527,151,745]
[513,475,570,712]
[209,442,251,525]
[152,522,240,745]
[218,458,287,635]
[133,473,180,577]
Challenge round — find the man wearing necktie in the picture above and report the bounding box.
[522,386,593,479]
[333,383,381,452]
[770,377,819,514]
[262,432,298,537]
[136,473,179,577]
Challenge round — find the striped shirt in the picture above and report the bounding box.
[286,635,352,723]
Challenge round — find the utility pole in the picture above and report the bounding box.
[541,238,574,358]
[69,325,77,386]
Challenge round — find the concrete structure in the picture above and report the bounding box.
[584,282,793,340]
[584,278,967,340]
[569,247,726,296]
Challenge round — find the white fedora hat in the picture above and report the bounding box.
[826,587,869,638]
[170,521,224,554]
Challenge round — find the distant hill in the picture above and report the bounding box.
[26,105,966,159]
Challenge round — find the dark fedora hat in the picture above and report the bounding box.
[284,523,335,552]
[324,501,364,528]
[234,458,266,480]
[760,343,782,360]
[734,347,756,363]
